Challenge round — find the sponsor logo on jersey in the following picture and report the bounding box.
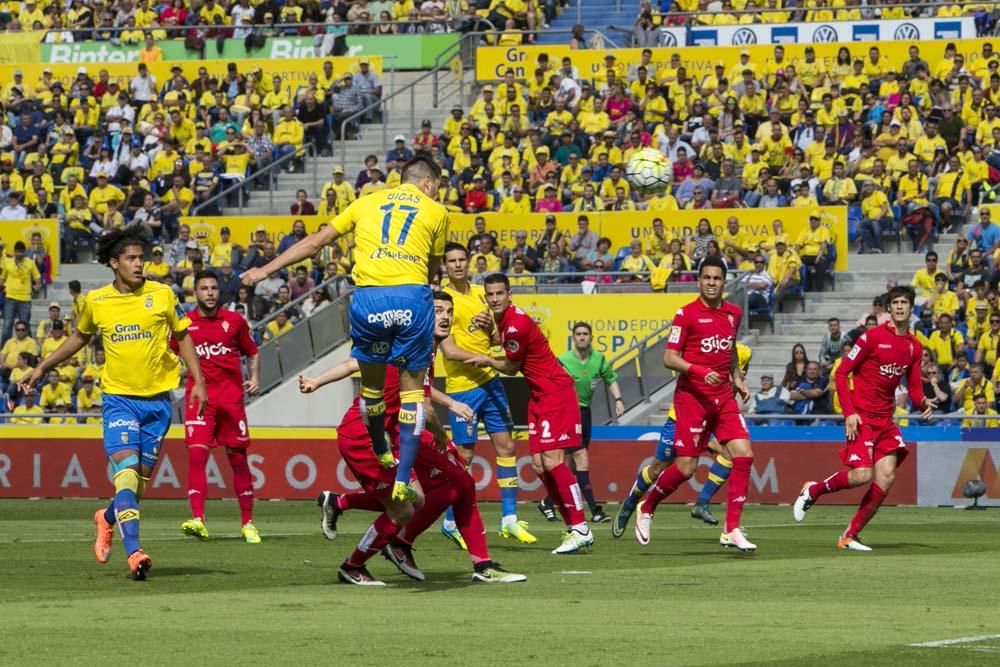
[847,344,862,360]
[878,344,892,349]
[506,325,518,334]
[222,320,230,332]
[700,334,734,354]
[698,318,713,324]
[108,418,139,429]
[505,340,519,352]
[848,453,861,462]
[146,295,154,309]
[195,342,233,359]
[367,309,414,327]
[370,341,390,354]
[109,323,154,343]
[879,362,907,377]
[558,433,570,441]
[668,325,681,344]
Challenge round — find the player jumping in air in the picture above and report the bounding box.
[613,343,753,537]
[303,292,526,585]
[174,270,261,544]
[242,155,448,504]
[19,228,207,580]
[792,285,935,551]
[437,241,535,547]
[466,273,595,555]
[630,257,756,552]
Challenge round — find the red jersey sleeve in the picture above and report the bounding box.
[502,314,530,364]
[234,315,258,357]
[907,336,926,409]
[665,306,689,353]
[168,334,179,354]
[835,331,872,418]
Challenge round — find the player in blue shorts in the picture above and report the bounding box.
[438,242,535,546]
[611,343,752,537]
[242,156,449,502]
[20,228,207,579]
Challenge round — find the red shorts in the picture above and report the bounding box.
[184,402,250,448]
[339,430,460,497]
[672,390,749,458]
[527,389,582,455]
[839,418,908,469]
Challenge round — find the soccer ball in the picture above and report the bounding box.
[625,147,673,195]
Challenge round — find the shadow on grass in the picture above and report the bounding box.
[151,567,238,577]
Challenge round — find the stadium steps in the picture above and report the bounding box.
[641,234,962,425]
[539,1,636,45]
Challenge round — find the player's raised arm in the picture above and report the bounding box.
[299,358,361,393]
[242,223,343,286]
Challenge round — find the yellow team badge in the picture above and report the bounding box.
[145,295,153,309]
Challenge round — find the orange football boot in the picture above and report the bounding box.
[127,550,152,580]
[93,509,114,564]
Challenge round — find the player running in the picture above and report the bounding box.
[242,155,448,503]
[466,273,594,555]
[18,228,207,580]
[437,241,535,546]
[547,321,626,524]
[302,292,525,585]
[613,343,752,537]
[174,270,261,544]
[792,285,934,551]
[629,257,756,552]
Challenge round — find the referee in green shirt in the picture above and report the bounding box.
[539,321,624,524]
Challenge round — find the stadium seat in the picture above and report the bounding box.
[778,266,807,313]
[748,286,775,334]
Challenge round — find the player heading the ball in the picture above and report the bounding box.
[242,155,448,503]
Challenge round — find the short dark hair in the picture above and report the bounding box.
[698,255,728,279]
[828,317,840,324]
[68,280,81,294]
[13,240,25,252]
[96,227,146,266]
[483,273,510,289]
[572,321,592,334]
[193,269,218,288]
[432,290,453,304]
[401,155,441,183]
[925,251,938,261]
[886,285,916,306]
[444,241,468,257]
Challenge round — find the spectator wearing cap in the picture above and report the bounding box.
[35,302,63,341]
[749,374,793,423]
[858,179,892,254]
[414,119,438,153]
[39,318,68,359]
[768,237,801,307]
[354,59,382,121]
[143,245,170,282]
[386,135,413,165]
[273,106,304,168]
[321,166,355,213]
[794,211,832,292]
[329,73,363,140]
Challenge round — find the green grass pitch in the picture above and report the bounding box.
[1,500,999,666]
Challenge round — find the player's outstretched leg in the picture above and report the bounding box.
[318,490,388,540]
[691,455,731,526]
[837,482,885,552]
[793,471,852,522]
[719,454,756,553]
[182,444,210,540]
[226,448,259,544]
[616,419,675,538]
[339,513,407,587]
[635,462,691,546]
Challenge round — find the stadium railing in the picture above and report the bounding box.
[189,141,318,217]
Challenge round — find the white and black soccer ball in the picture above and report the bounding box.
[962,479,987,499]
[625,147,673,195]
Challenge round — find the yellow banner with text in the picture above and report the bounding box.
[0,56,381,91]
[447,207,848,271]
[477,39,994,83]
[0,219,60,279]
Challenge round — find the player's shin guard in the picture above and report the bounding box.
[696,456,732,506]
[496,456,519,522]
[546,463,586,527]
[623,464,657,512]
[846,483,887,537]
[187,445,210,520]
[227,449,254,525]
[346,513,403,568]
[339,491,385,512]
[359,386,388,458]
[394,391,425,487]
[724,456,753,533]
[575,470,598,512]
[808,470,852,499]
[113,469,142,556]
[641,465,689,514]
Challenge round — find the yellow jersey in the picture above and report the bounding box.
[331,183,448,287]
[77,386,104,409]
[11,405,44,424]
[1,256,40,301]
[668,343,751,420]
[442,282,497,393]
[76,280,190,397]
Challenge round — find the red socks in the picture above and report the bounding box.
[187,445,209,520]
[846,483,887,537]
[640,464,690,515]
[808,470,851,499]
[725,456,753,533]
[338,491,385,512]
[544,463,586,526]
[226,449,254,525]
[346,513,402,568]
[447,474,490,563]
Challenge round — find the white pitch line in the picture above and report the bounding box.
[558,570,592,575]
[909,634,1000,648]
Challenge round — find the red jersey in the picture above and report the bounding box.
[174,308,258,404]
[835,321,925,420]
[338,357,434,440]
[666,297,742,401]
[497,303,574,397]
